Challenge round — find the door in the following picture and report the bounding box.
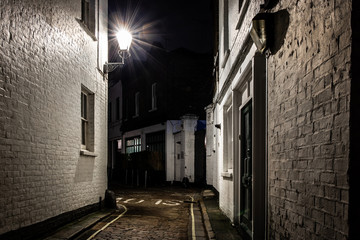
[240,101,252,234]
[174,132,183,181]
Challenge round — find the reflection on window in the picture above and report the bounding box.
[125,136,141,154]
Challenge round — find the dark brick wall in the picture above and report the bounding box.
[267,0,351,239]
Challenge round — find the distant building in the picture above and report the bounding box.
[0,0,109,239]
[207,0,359,239]
[108,46,212,185]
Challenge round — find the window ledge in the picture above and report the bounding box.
[75,18,97,41]
[221,171,233,179]
[80,150,97,157]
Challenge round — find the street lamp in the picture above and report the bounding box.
[104,29,132,73]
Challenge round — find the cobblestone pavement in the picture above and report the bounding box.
[74,185,205,240]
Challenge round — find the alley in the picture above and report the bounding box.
[73,185,207,240]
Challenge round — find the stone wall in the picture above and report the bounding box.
[0,0,108,235]
[267,0,351,239]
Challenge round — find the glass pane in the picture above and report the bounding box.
[82,120,86,145]
[83,94,87,119]
[81,93,84,117]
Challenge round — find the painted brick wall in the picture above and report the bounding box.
[0,0,108,235]
[267,0,351,239]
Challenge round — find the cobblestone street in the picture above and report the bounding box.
[74,185,206,240]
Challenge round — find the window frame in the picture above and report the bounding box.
[223,103,233,172]
[81,91,88,149]
[79,0,97,40]
[125,136,142,154]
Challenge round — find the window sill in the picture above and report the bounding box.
[75,18,97,41]
[221,171,233,179]
[80,150,98,157]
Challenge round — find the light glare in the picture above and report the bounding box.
[116,29,132,51]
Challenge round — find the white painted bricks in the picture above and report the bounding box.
[0,0,108,235]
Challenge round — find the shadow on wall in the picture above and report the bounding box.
[270,9,290,55]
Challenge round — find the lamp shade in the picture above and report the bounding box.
[116,29,132,51]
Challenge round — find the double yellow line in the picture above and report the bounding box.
[190,196,196,240]
[86,204,128,240]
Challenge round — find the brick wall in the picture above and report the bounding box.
[268,0,351,239]
[0,0,108,235]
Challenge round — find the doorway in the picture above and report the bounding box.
[240,101,252,233]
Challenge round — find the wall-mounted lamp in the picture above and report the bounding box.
[104,29,132,73]
[250,9,289,56]
[250,12,273,54]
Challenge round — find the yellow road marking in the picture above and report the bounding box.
[87,204,128,240]
[190,196,196,240]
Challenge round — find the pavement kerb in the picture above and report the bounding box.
[68,210,115,240]
[199,192,216,240]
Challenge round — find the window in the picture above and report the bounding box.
[151,83,157,110]
[81,87,94,152]
[223,0,229,53]
[81,0,95,34]
[238,0,244,12]
[81,91,88,147]
[223,103,233,172]
[221,0,230,68]
[116,97,120,120]
[134,92,139,117]
[125,136,141,154]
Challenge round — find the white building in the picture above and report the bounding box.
[207,0,356,239]
[0,0,109,238]
[108,103,201,184]
[207,1,266,238]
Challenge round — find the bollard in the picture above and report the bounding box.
[145,170,147,188]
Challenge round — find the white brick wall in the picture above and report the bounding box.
[0,0,108,234]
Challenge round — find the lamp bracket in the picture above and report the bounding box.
[103,50,131,73]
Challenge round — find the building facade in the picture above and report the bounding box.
[108,47,212,185]
[207,0,358,239]
[0,0,109,238]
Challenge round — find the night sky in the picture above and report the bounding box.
[108,0,214,61]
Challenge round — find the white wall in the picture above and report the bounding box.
[181,115,198,183]
[0,0,108,234]
[213,0,262,222]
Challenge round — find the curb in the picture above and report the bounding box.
[199,192,216,239]
[44,209,115,240]
[68,210,115,240]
